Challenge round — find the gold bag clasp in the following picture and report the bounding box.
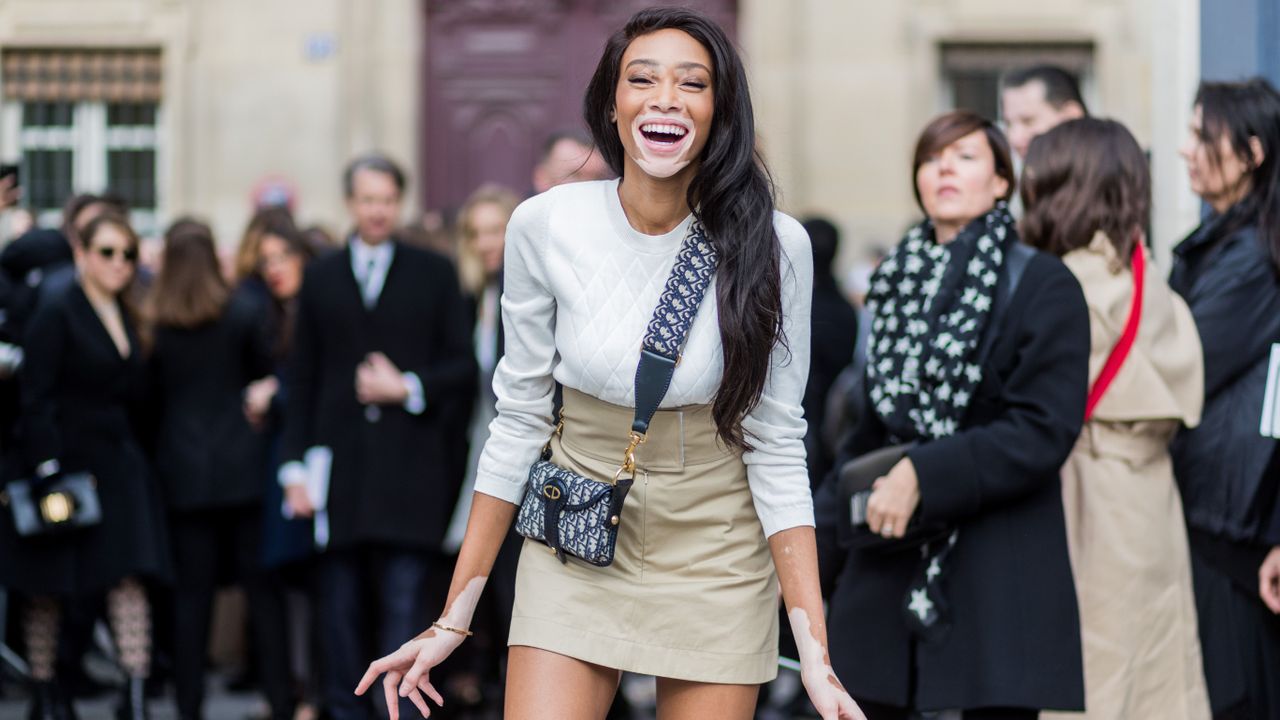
[40,491,74,524]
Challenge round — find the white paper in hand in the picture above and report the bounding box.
[304,446,332,548]
[1262,344,1280,439]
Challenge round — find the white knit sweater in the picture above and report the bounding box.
[473,179,815,537]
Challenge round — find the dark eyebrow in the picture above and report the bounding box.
[624,59,712,74]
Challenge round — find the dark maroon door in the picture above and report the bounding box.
[420,0,737,211]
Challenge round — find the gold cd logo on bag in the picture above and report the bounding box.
[542,484,562,501]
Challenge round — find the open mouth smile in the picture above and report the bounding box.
[637,120,690,152]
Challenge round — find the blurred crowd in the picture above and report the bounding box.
[0,63,1275,720]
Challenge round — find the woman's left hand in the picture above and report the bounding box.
[801,661,866,720]
[865,457,920,539]
[1261,546,1280,614]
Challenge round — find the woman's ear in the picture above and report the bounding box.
[993,175,1011,203]
[609,107,617,123]
[1249,135,1266,168]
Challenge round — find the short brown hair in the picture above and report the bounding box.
[63,193,129,243]
[911,111,1016,212]
[150,218,230,328]
[1020,117,1149,264]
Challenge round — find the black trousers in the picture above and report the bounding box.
[1188,536,1280,720]
[854,699,1038,720]
[170,505,294,720]
[317,545,437,720]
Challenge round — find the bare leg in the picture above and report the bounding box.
[505,646,620,720]
[655,676,759,720]
[105,577,151,678]
[23,596,60,681]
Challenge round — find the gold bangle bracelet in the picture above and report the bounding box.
[431,621,473,637]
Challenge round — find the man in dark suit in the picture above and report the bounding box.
[278,153,476,720]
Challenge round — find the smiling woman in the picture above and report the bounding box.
[354,6,864,720]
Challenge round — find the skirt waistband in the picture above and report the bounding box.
[559,387,734,472]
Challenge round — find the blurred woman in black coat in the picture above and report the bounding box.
[240,217,325,719]
[816,112,1090,719]
[243,217,320,569]
[147,219,293,720]
[1171,78,1280,720]
[0,213,169,720]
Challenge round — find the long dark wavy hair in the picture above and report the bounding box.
[150,218,230,329]
[1020,118,1150,264]
[1195,78,1280,273]
[584,7,782,451]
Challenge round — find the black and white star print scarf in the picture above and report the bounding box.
[865,201,1016,441]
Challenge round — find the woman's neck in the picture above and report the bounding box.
[1208,180,1253,215]
[933,221,963,245]
[617,169,694,235]
[79,275,117,310]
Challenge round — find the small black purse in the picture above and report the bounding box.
[514,219,717,567]
[2,472,102,537]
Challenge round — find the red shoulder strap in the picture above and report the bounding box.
[1085,243,1145,421]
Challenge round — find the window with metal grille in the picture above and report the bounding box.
[940,42,1095,124]
[1,49,162,234]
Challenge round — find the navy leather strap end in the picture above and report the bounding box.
[632,349,677,435]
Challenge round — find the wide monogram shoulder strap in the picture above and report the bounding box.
[631,219,718,437]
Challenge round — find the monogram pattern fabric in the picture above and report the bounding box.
[865,202,1015,440]
[516,217,718,567]
[514,460,621,567]
[642,220,718,361]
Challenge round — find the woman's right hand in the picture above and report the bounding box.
[355,627,467,719]
[243,376,279,428]
[284,484,314,518]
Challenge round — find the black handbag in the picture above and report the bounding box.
[2,471,102,537]
[514,219,717,566]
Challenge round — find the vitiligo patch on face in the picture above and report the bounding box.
[630,114,697,179]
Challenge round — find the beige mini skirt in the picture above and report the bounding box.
[509,387,779,684]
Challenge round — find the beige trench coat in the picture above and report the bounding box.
[1043,233,1210,720]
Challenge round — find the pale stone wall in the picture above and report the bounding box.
[0,0,422,246]
[741,0,1202,272]
[0,1,1200,265]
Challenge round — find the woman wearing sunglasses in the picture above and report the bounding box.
[0,213,170,720]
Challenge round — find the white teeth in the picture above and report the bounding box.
[641,123,688,137]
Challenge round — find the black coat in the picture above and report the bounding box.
[1169,215,1280,546]
[151,288,274,511]
[0,281,170,594]
[0,229,75,444]
[817,250,1089,711]
[280,242,476,551]
[0,228,73,343]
